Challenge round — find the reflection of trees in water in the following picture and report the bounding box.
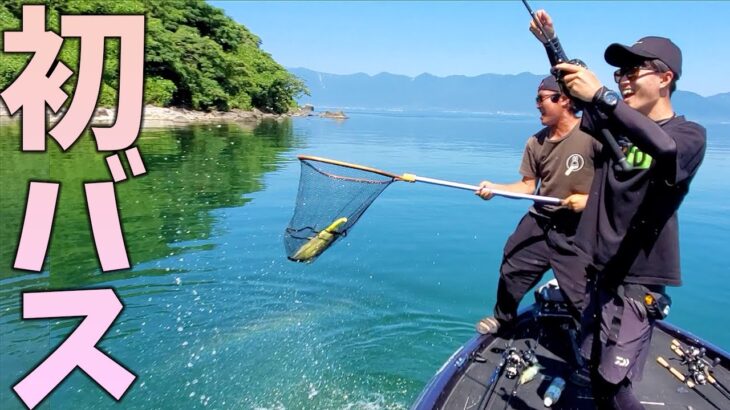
[0,120,296,288]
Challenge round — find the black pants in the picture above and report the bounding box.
[581,278,658,409]
[591,372,645,410]
[493,211,587,324]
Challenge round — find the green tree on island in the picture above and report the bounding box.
[0,0,307,114]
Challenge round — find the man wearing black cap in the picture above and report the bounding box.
[530,11,707,409]
[474,75,598,336]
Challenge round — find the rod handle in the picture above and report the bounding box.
[657,356,695,387]
[671,344,685,357]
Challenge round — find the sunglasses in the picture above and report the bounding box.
[535,93,561,104]
[613,63,661,83]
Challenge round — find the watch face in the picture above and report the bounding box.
[605,91,619,105]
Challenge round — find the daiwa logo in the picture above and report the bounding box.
[615,356,630,367]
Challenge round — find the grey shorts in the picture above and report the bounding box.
[580,285,654,384]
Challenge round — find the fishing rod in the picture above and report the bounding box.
[671,345,730,401]
[657,356,722,409]
[521,0,633,172]
[503,339,541,410]
[670,339,730,401]
[479,341,514,410]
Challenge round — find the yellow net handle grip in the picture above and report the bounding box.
[399,173,417,183]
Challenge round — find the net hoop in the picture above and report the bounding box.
[301,160,392,185]
[298,155,404,181]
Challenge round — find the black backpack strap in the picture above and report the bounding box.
[606,284,625,346]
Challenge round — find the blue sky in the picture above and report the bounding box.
[211,1,729,97]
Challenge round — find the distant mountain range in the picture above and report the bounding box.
[289,67,730,123]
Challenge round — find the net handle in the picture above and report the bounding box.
[298,155,562,204]
[298,155,405,180]
[405,174,562,205]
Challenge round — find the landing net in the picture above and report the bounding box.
[284,156,397,263]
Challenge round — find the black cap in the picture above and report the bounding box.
[538,75,561,93]
[604,36,682,79]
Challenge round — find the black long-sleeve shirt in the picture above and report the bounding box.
[576,101,706,286]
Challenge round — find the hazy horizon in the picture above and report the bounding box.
[213,1,730,98]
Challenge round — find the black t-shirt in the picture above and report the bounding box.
[575,101,706,286]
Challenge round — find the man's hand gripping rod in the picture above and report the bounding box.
[522,0,633,171]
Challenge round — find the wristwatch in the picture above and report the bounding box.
[593,86,620,113]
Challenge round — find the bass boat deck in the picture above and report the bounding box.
[413,281,730,410]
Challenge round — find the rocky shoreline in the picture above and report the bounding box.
[0,103,346,128]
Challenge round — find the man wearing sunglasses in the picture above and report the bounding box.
[473,75,599,336]
[530,10,706,410]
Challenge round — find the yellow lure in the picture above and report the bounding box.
[290,217,348,262]
[518,364,542,385]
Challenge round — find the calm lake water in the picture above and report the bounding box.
[1,112,728,409]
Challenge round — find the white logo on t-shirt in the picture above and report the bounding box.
[565,154,585,176]
[615,356,630,367]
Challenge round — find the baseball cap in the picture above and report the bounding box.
[604,36,682,79]
[538,75,561,93]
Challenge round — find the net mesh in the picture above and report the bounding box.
[284,158,395,262]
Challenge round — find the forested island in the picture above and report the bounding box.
[0,0,307,115]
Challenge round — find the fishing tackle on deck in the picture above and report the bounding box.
[478,342,514,410]
[657,356,723,409]
[518,363,542,385]
[671,339,730,401]
[503,342,539,380]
